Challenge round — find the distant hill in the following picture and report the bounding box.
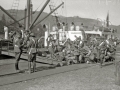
[0,9,120,37]
[0,9,102,27]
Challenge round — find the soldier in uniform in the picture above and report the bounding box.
[79,40,91,63]
[106,44,116,60]
[48,39,56,60]
[27,33,37,73]
[70,22,75,31]
[74,36,81,63]
[14,33,23,71]
[46,34,53,48]
[99,38,107,68]
[23,30,30,46]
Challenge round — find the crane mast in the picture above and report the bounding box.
[9,0,20,24]
[49,2,59,24]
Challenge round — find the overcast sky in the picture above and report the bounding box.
[0,0,120,25]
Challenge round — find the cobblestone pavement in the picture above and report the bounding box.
[0,63,120,90]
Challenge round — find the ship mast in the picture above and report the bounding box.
[25,0,64,30]
[26,0,31,30]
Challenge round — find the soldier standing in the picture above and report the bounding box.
[27,33,37,73]
[14,33,23,71]
[23,30,30,46]
[46,34,54,48]
[4,26,8,40]
[70,22,75,31]
[99,38,107,68]
[48,39,56,60]
[79,40,91,63]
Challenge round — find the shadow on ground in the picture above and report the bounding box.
[0,55,14,60]
[0,65,56,77]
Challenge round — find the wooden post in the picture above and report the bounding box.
[48,23,50,36]
[0,6,21,26]
[115,61,120,85]
[29,0,50,29]
[30,3,33,25]
[33,2,64,28]
[26,0,31,30]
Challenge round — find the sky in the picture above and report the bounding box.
[0,0,120,25]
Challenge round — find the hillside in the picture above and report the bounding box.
[0,9,120,38]
[0,10,102,27]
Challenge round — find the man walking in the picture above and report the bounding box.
[27,33,37,73]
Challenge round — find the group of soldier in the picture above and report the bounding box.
[46,33,118,67]
[12,28,37,73]
[8,22,118,74]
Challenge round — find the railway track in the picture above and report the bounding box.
[0,61,115,86]
[0,52,119,86]
[0,57,52,66]
[0,63,97,86]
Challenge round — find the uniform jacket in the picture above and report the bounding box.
[27,37,38,54]
[14,37,23,52]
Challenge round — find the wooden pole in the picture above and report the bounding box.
[29,0,50,29]
[26,0,31,30]
[30,3,33,25]
[0,6,21,26]
[33,2,64,28]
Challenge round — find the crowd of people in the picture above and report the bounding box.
[46,33,118,67]
[3,22,119,74]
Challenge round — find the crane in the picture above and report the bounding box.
[9,0,20,23]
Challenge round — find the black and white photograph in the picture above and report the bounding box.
[0,0,120,90]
